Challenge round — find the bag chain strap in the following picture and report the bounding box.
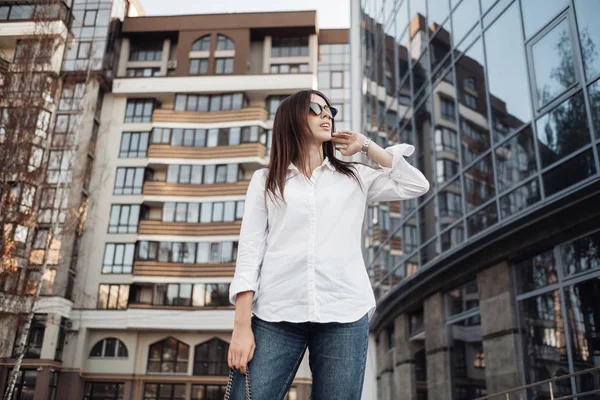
[223,367,252,400]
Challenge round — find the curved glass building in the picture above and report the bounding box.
[353,0,600,398]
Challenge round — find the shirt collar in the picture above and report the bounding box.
[288,156,335,172]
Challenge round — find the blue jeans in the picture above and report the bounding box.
[229,313,369,400]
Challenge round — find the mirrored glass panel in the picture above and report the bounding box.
[521,0,568,39]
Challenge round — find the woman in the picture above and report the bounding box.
[227,90,429,399]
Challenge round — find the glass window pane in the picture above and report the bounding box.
[515,248,557,293]
[187,203,200,222]
[574,0,600,81]
[521,0,568,39]
[484,3,532,139]
[196,243,209,263]
[452,0,480,46]
[589,80,600,139]
[200,203,212,223]
[495,126,537,193]
[561,230,600,277]
[531,19,576,108]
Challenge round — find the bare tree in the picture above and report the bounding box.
[0,1,95,397]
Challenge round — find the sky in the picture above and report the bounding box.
[138,0,351,29]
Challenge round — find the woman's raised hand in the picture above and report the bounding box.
[330,131,367,157]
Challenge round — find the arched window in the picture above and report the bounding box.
[216,34,234,51]
[193,338,229,375]
[191,35,211,52]
[89,337,128,358]
[148,337,189,373]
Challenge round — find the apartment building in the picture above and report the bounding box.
[52,11,357,400]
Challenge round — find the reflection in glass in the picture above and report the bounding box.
[499,178,541,219]
[536,92,590,168]
[414,99,435,189]
[421,237,439,267]
[419,196,438,246]
[456,38,488,117]
[441,223,465,252]
[439,178,463,221]
[449,315,487,399]
[565,278,600,393]
[447,280,479,316]
[515,249,557,294]
[495,126,537,193]
[431,29,452,74]
[542,149,596,197]
[561,230,600,277]
[485,3,532,138]
[588,79,600,138]
[464,154,495,211]
[467,202,497,237]
[574,0,600,81]
[520,0,568,39]
[429,0,451,28]
[532,19,576,108]
[520,290,571,397]
[452,0,480,46]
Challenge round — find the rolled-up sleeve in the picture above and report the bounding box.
[359,143,430,202]
[229,169,268,305]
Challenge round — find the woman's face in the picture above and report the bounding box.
[307,94,333,144]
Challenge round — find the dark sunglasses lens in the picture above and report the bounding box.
[329,107,338,118]
[309,103,322,115]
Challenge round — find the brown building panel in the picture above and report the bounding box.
[138,220,242,236]
[143,181,250,197]
[152,108,268,123]
[148,143,266,159]
[133,261,236,277]
[319,29,349,44]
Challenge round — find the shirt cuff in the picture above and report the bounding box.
[380,144,415,176]
[229,277,259,306]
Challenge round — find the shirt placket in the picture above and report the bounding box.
[306,170,319,321]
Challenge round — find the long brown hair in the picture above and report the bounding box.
[265,90,363,204]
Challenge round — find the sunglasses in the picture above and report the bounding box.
[309,102,338,119]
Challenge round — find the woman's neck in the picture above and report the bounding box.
[300,143,325,177]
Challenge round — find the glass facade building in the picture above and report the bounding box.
[357,0,600,398]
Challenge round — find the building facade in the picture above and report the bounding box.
[354,0,600,398]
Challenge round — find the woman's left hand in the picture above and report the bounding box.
[330,131,367,157]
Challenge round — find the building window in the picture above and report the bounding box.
[436,159,459,183]
[439,192,463,218]
[189,58,209,75]
[331,71,344,88]
[30,229,60,265]
[174,93,245,112]
[440,98,456,122]
[48,371,59,400]
[124,99,154,123]
[8,370,37,400]
[435,127,458,153]
[269,63,309,74]
[162,201,244,223]
[89,338,129,358]
[54,113,80,146]
[114,167,145,195]
[464,77,476,90]
[148,283,230,307]
[267,96,287,119]
[331,103,344,121]
[147,337,189,373]
[83,382,124,400]
[46,150,73,184]
[191,385,227,400]
[126,68,160,77]
[271,37,309,57]
[464,93,477,109]
[129,41,163,61]
[58,82,86,111]
[97,284,129,309]
[120,132,149,158]
[102,243,135,274]
[14,39,53,64]
[216,34,234,50]
[137,241,238,265]
[13,315,45,358]
[166,163,239,184]
[193,338,229,376]
[83,9,97,26]
[143,384,186,400]
[38,187,68,224]
[214,58,233,74]
[108,205,141,233]
[191,35,211,51]
[153,126,263,147]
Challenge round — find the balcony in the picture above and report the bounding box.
[152,107,268,124]
[148,143,267,160]
[133,261,235,277]
[143,180,250,197]
[112,73,317,96]
[139,220,241,236]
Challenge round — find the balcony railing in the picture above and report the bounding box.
[152,107,268,124]
[138,220,242,236]
[133,261,236,277]
[148,143,266,160]
[143,180,250,197]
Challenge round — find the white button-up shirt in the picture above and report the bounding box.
[229,144,430,323]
